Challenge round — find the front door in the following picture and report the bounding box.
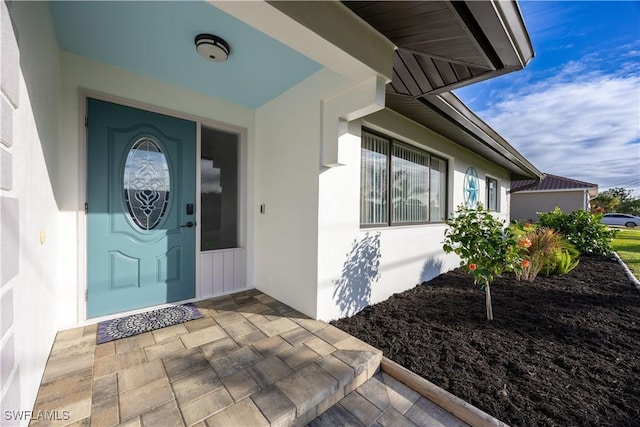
[87,99,196,318]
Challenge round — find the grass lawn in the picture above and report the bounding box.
[611,228,640,279]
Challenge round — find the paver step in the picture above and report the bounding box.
[193,292,383,426]
[30,290,382,427]
[202,324,383,426]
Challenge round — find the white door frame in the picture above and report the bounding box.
[77,89,248,322]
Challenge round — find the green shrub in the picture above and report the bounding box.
[537,208,617,256]
[550,250,580,275]
[541,238,580,275]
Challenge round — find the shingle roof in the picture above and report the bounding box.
[510,174,598,193]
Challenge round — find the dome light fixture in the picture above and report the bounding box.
[195,34,230,63]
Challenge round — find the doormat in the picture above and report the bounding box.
[96,304,203,344]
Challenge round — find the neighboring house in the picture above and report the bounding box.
[0,0,541,417]
[510,174,599,222]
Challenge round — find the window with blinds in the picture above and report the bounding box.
[430,156,447,221]
[392,144,429,223]
[360,133,389,225]
[360,130,448,226]
[486,177,499,211]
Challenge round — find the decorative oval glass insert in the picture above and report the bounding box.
[123,137,170,230]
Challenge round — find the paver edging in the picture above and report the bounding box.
[381,357,509,427]
[612,251,640,291]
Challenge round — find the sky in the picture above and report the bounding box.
[454,1,640,196]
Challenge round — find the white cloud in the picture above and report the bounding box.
[478,63,640,194]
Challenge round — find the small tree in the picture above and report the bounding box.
[443,205,523,320]
[618,196,640,216]
[606,187,633,201]
[590,192,619,213]
[591,187,640,215]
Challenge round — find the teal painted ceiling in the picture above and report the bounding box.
[50,1,322,109]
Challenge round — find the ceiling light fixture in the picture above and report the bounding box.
[195,34,230,63]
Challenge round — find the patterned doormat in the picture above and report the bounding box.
[96,304,203,344]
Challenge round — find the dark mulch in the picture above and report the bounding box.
[331,256,640,427]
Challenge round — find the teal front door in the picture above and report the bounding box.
[87,99,196,318]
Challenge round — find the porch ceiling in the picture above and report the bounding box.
[49,1,322,109]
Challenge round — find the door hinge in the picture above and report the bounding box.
[85,115,88,128]
[85,203,88,214]
[85,290,88,301]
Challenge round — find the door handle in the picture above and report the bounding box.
[180,221,195,228]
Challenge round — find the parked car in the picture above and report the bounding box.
[600,213,640,228]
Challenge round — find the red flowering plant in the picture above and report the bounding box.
[443,205,523,320]
[515,227,573,282]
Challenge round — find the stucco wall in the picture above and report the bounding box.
[0,1,61,423]
[316,108,512,321]
[253,69,354,318]
[511,190,587,222]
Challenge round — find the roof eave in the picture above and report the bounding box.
[425,92,543,180]
[462,0,535,70]
[343,0,541,180]
[343,0,534,94]
[514,187,599,194]
[511,173,600,193]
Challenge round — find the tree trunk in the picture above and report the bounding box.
[485,283,493,320]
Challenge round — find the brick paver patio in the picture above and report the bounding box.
[29,289,466,426]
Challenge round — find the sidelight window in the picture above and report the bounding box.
[201,128,239,251]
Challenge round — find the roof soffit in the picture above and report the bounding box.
[264,0,395,81]
[343,0,534,94]
[343,0,539,179]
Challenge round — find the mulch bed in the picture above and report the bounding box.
[331,256,640,427]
